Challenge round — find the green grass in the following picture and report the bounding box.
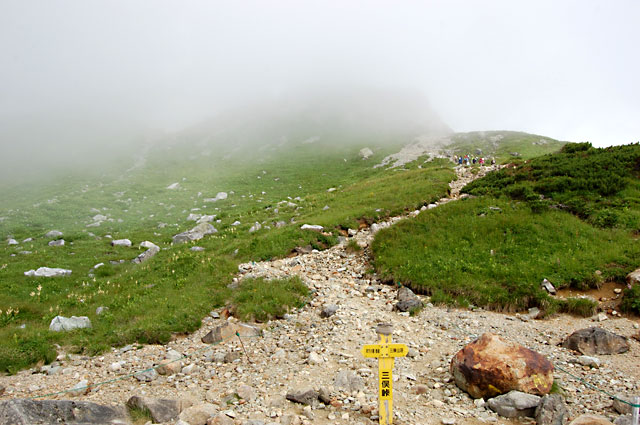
[0,135,465,372]
[371,197,640,312]
[230,276,309,322]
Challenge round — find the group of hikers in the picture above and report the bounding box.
[453,154,496,166]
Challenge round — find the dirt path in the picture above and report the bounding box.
[2,165,639,425]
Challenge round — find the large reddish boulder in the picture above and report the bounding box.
[450,333,554,399]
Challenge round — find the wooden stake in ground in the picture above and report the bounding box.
[361,323,408,425]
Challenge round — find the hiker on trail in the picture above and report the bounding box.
[458,156,463,165]
[491,157,496,165]
[472,157,477,165]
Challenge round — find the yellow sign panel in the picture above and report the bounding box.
[361,331,408,425]
[361,343,408,358]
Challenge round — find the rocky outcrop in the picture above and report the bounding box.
[0,399,130,425]
[450,333,554,399]
[562,327,629,355]
[626,268,640,286]
[49,316,92,332]
[173,222,217,244]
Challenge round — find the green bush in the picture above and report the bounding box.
[620,285,640,314]
[560,297,598,317]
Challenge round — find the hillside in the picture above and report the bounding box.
[0,126,565,374]
[372,142,640,316]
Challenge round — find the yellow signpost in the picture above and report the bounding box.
[361,323,408,425]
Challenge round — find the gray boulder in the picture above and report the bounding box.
[45,230,63,238]
[48,239,65,247]
[394,286,423,312]
[173,223,217,244]
[487,390,541,418]
[541,279,557,295]
[50,316,92,332]
[562,327,629,355]
[135,369,158,382]
[0,399,130,425]
[8,238,18,245]
[204,192,228,203]
[535,394,569,425]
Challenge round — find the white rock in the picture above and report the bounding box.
[167,182,180,190]
[45,230,63,238]
[7,239,18,245]
[300,224,323,232]
[24,267,72,277]
[308,352,323,365]
[49,316,92,332]
[111,239,132,247]
[48,239,65,247]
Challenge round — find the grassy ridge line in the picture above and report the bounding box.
[0,143,454,373]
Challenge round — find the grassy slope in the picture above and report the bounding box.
[0,138,454,373]
[372,142,640,314]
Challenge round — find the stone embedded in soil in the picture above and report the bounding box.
[562,327,630,355]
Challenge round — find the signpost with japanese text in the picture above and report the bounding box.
[361,323,408,425]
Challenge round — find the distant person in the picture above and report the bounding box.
[472,157,477,165]
[491,157,496,165]
[458,156,463,165]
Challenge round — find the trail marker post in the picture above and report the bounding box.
[361,323,408,425]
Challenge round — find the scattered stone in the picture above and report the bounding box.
[167,182,180,190]
[487,390,541,418]
[450,333,554,398]
[45,230,63,238]
[127,396,187,423]
[249,222,262,233]
[204,192,228,203]
[334,369,364,392]
[237,384,257,402]
[569,414,615,425]
[561,327,629,355]
[612,397,634,415]
[208,413,235,425]
[308,352,323,365]
[191,246,205,252]
[320,304,338,318]
[597,313,608,322]
[25,267,72,277]
[111,239,132,247]
[286,388,318,405]
[179,403,219,425]
[8,238,18,245]
[394,286,423,312]
[231,221,241,226]
[224,351,241,363]
[441,417,456,425]
[535,394,569,425]
[359,147,374,159]
[132,241,160,264]
[300,224,323,232]
[614,415,632,425]
[626,268,640,286]
[96,306,108,315]
[135,368,159,382]
[201,322,261,344]
[173,222,217,244]
[49,316,92,332]
[0,399,129,425]
[577,355,601,368]
[69,380,90,397]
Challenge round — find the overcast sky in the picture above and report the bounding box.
[1,0,639,169]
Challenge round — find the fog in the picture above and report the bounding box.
[1,1,639,181]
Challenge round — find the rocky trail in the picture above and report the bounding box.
[2,166,640,425]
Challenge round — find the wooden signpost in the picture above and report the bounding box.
[361,323,408,425]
